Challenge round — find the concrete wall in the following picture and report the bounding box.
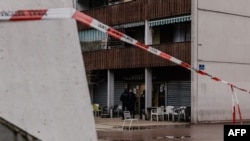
[0,1,97,141]
[192,0,250,123]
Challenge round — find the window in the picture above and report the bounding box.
[153,22,191,44]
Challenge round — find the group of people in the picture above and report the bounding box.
[120,88,145,119]
[120,88,136,119]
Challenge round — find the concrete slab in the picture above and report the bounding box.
[0,1,97,141]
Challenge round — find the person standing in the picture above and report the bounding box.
[140,90,146,119]
[128,89,136,118]
[120,88,129,119]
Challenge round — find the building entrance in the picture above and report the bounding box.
[127,83,145,115]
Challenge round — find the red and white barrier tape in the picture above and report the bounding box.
[0,8,75,20]
[1,8,249,123]
[230,86,243,124]
[231,93,236,124]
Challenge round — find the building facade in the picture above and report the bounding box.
[77,0,250,123]
[192,0,250,123]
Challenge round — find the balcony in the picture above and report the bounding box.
[82,42,191,70]
[78,0,191,30]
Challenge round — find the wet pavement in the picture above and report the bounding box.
[95,117,246,141]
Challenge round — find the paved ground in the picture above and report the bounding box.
[95,116,225,141]
[95,116,188,131]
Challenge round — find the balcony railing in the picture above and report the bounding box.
[78,0,191,30]
[82,42,191,70]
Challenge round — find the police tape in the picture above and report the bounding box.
[0,8,75,20]
[231,86,243,124]
[0,8,247,122]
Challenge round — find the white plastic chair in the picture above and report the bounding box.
[163,106,174,120]
[178,106,187,121]
[172,106,186,121]
[122,111,139,130]
[118,105,123,117]
[150,107,164,122]
[113,104,123,117]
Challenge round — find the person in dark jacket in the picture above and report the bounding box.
[128,89,136,118]
[120,88,129,119]
[140,90,146,119]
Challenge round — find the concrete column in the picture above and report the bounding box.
[107,70,114,116]
[145,20,152,118]
[144,20,153,117]
[191,0,198,123]
[145,68,152,115]
[145,20,153,45]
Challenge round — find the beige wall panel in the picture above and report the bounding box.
[198,0,250,17]
[198,10,250,64]
[197,62,250,122]
[192,0,250,123]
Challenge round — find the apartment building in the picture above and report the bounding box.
[78,0,192,120]
[77,0,250,123]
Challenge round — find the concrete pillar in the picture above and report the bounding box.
[144,20,153,117]
[0,1,97,141]
[145,20,153,45]
[107,70,114,116]
[191,0,198,123]
[145,68,152,116]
